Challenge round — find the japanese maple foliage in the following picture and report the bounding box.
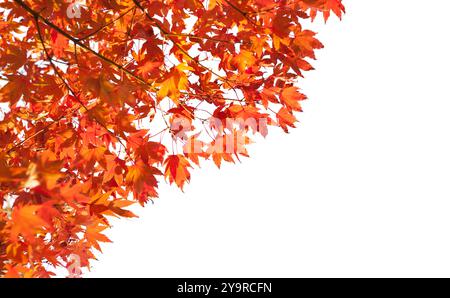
[0,0,344,277]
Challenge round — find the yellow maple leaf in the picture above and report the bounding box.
[232,50,257,72]
[156,63,193,103]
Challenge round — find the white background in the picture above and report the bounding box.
[83,0,450,277]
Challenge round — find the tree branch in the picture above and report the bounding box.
[33,17,136,163]
[13,0,156,90]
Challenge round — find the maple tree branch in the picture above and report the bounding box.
[133,0,250,119]
[132,0,236,84]
[5,20,80,154]
[13,0,235,106]
[12,0,177,150]
[13,0,223,146]
[33,18,136,163]
[132,0,248,106]
[14,0,248,106]
[13,0,156,90]
[11,0,250,151]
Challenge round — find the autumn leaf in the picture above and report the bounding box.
[310,0,346,21]
[89,191,137,219]
[126,162,161,205]
[277,107,298,132]
[164,155,192,190]
[137,60,163,80]
[232,50,257,72]
[9,205,49,242]
[85,224,112,252]
[50,29,69,58]
[156,63,193,103]
[0,75,26,105]
[0,158,27,184]
[281,87,307,111]
[2,45,26,71]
